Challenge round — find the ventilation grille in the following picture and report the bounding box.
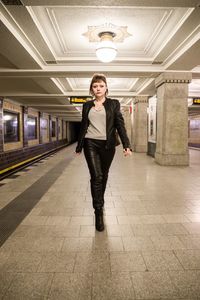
[1,0,23,5]
[46,61,57,65]
[152,61,163,65]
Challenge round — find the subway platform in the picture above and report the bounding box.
[0,145,200,300]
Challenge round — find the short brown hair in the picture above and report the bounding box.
[89,73,108,96]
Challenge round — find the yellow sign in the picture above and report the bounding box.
[193,98,200,105]
[70,97,92,104]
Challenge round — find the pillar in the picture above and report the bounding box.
[49,115,52,142]
[0,98,3,153]
[155,72,192,166]
[56,117,59,142]
[133,96,148,152]
[122,105,132,146]
[22,106,28,147]
[38,112,42,144]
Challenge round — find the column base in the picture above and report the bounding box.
[155,152,189,166]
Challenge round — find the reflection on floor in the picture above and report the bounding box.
[0,145,200,299]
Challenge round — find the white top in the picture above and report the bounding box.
[85,106,106,140]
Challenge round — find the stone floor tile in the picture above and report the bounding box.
[125,206,149,215]
[0,272,15,299]
[140,215,166,224]
[178,235,200,249]
[0,249,11,268]
[1,236,36,252]
[174,250,200,270]
[131,271,180,299]
[69,216,93,225]
[45,216,71,226]
[158,223,190,235]
[37,251,76,272]
[21,215,48,226]
[104,207,127,215]
[162,214,191,223]
[110,251,146,272]
[80,225,96,237]
[83,208,94,216]
[122,237,155,251]
[142,250,183,271]
[105,196,121,202]
[74,252,110,273]
[32,237,64,252]
[185,214,200,222]
[1,251,42,273]
[132,224,161,236]
[169,270,200,299]
[93,236,124,252]
[104,215,118,225]
[150,236,185,250]
[3,273,53,300]
[92,272,135,300]
[117,215,142,225]
[61,237,93,252]
[106,224,134,237]
[48,273,92,300]
[182,223,200,234]
[51,225,80,237]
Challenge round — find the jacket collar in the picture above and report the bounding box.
[88,97,109,107]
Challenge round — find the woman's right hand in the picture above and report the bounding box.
[75,151,81,155]
[123,148,132,157]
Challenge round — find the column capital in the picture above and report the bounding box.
[134,95,149,104]
[155,72,192,88]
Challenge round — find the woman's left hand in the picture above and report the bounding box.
[123,148,132,157]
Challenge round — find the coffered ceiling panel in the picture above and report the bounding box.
[28,6,190,61]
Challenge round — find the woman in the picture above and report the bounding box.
[76,73,132,231]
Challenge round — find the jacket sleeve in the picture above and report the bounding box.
[114,100,131,149]
[75,103,88,153]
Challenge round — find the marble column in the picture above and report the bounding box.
[155,72,192,166]
[132,96,148,152]
[122,105,132,146]
[38,112,43,144]
[22,106,28,147]
[0,98,3,153]
[49,115,52,142]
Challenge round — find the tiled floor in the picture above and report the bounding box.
[0,145,200,299]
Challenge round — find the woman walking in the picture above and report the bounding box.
[76,73,132,231]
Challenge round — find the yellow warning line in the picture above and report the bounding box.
[0,154,43,175]
[0,144,68,175]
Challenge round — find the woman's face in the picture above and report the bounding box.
[92,80,107,98]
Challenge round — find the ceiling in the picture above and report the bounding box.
[0,0,200,121]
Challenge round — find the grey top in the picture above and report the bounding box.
[85,106,106,140]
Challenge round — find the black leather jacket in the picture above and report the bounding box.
[76,98,131,152]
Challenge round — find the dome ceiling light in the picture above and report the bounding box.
[96,31,117,63]
[83,23,132,63]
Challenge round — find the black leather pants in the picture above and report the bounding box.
[83,138,115,210]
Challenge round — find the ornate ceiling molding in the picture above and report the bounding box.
[83,23,132,43]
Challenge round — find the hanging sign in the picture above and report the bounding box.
[70,97,92,104]
[193,98,200,105]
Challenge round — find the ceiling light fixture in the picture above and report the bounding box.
[96,31,117,63]
[83,23,132,63]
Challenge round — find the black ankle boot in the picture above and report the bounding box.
[95,209,104,232]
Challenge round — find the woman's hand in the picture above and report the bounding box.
[75,151,81,155]
[123,148,132,157]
